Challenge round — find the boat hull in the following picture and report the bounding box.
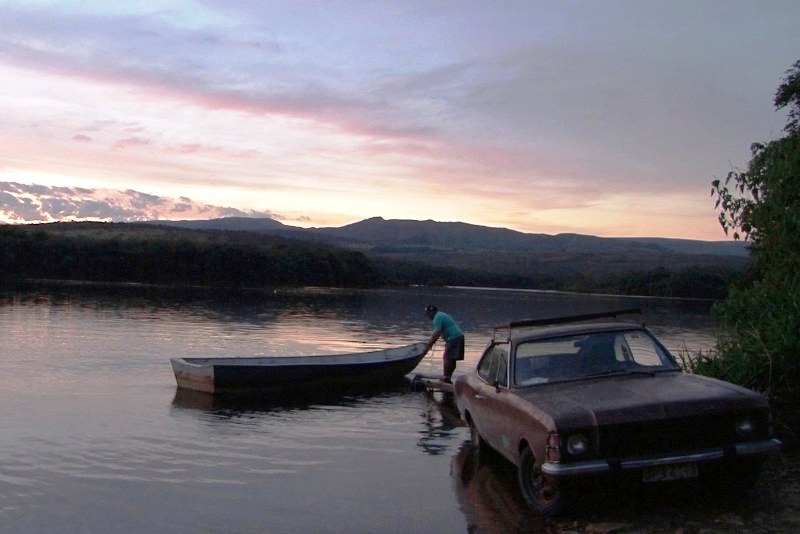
[170,342,428,394]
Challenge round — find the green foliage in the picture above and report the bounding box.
[702,60,800,431]
[775,59,800,135]
[694,271,799,396]
[0,223,382,289]
[613,266,738,299]
[1,221,736,298]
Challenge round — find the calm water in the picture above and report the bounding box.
[0,285,718,533]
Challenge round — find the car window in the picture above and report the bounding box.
[496,350,508,387]
[516,339,579,358]
[514,329,676,385]
[477,346,495,379]
[618,331,669,366]
[477,343,509,386]
[515,337,581,385]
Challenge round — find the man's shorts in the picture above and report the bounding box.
[443,335,465,361]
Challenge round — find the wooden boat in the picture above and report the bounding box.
[170,342,428,394]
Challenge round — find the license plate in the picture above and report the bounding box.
[642,462,698,482]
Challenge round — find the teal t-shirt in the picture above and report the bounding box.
[432,311,463,342]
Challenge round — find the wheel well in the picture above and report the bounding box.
[463,410,473,426]
[518,439,532,458]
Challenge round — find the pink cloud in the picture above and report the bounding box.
[164,142,260,159]
[112,137,151,150]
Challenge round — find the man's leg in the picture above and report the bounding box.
[443,358,456,382]
[442,335,464,382]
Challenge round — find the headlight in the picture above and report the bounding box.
[736,417,755,437]
[566,434,588,456]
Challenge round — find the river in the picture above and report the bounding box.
[0,284,743,532]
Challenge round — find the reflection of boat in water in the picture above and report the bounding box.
[171,384,414,413]
[171,342,427,394]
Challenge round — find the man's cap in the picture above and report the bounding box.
[425,304,437,315]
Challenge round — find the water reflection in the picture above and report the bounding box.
[170,383,414,415]
[450,441,561,532]
[1,283,719,358]
[0,283,730,532]
[448,431,779,533]
[416,394,466,456]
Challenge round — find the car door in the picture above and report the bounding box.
[470,342,513,457]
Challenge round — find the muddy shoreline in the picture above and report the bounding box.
[549,453,800,533]
[453,443,800,533]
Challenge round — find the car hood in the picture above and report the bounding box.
[515,372,768,429]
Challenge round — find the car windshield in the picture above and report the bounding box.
[513,330,679,386]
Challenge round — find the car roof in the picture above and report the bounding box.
[490,308,647,344]
[499,321,645,344]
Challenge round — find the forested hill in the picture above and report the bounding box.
[307,217,748,257]
[147,216,750,291]
[0,222,379,288]
[152,216,749,257]
[0,220,748,298]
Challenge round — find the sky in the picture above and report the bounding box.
[0,1,798,240]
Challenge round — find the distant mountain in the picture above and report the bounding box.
[309,217,544,250]
[143,217,287,232]
[143,216,750,280]
[305,216,749,257]
[615,236,748,257]
[6,217,750,295]
[145,215,749,257]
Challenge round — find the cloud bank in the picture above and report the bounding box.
[0,182,281,224]
[0,2,798,239]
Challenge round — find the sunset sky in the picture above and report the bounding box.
[1,1,798,240]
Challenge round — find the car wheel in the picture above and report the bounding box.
[704,459,762,494]
[734,460,762,490]
[468,418,486,453]
[517,447,566,516]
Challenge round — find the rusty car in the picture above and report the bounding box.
[454,309,782,515]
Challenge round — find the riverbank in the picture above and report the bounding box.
[547,453,800,533]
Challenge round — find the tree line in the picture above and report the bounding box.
[0,222,739,299]
[693,59,800,439]
[0,224,380,288]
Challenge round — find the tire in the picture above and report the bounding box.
[468,418,486,453]
[734,459,763,490]
[517,447,567,516]
[703,459,762,495]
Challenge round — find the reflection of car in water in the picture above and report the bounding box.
[451,442,557,532]
[454,309,782,515]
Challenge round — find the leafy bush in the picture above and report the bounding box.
[696,60,800,436]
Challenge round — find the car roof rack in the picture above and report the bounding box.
[493,307,645,341]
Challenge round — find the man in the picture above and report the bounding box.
[424,304,465,383]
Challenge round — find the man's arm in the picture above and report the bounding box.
[426,331,441,353]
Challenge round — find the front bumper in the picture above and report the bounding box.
[541,438,783,477]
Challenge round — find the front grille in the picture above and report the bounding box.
[599,414,738,458]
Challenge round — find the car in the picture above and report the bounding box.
[454,308,782,515]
